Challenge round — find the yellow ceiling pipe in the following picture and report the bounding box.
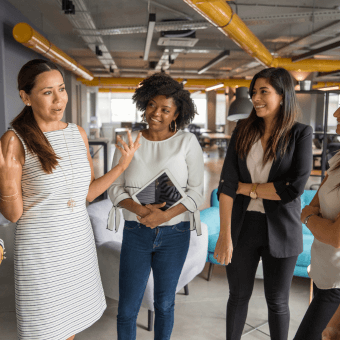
[183,0,274,67]
[183,0,340,72]
[13,23,93,81]
[273,58,340,73]
[78,77,251,89]
[313,82,340,89]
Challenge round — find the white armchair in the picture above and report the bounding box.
[87,199,208,331]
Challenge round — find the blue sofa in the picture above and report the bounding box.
[200,189,317,281]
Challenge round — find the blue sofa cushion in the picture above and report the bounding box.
[204,189,317,270]
[211,189,219,208]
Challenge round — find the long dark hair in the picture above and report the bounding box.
[235,67,299,163]
[11,59,63,174]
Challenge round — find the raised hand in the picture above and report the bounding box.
[0,136,21,184]
[0,246,4,265]
[214,233,233,265]
[116,131,142,171]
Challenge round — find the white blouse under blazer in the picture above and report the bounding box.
[246,138,273,213]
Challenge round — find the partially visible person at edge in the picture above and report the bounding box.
[108,73,204,340]
[214,67,313,340]
[0,238,4,265]
[322,304,340,340]
[0,59,141,340]
[294,106,340,340]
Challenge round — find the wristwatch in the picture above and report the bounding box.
[249,183,258,199]
[304,214,315,227]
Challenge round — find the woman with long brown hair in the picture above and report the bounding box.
[214,67,313,340]
[294,106,340,340]
[0,59,141,340]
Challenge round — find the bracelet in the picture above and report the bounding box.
[304,214,315,227]
[0,195,19,202]
[0,191,19,198]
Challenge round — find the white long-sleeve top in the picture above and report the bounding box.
[309,151,340,289]
[107,130,204,235]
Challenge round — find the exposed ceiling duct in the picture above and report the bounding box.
[55,0,118,76]
[183,0,340,72]
[12,22,93,80]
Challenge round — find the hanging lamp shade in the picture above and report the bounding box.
[227,87,253,121]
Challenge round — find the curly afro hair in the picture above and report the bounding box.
[132,73,197,130]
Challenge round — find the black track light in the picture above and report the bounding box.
[62,0,75,15]
[109,66,114,73]
[95,45,103,57]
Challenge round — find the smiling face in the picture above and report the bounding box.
[145,95,179,133]
[251,78,283,123]
[20,70,68,125]
[334,107,340,135]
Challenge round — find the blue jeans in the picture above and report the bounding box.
[117,220,191,340]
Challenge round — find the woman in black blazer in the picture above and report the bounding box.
[215,67,313,340]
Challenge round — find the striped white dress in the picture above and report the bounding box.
[12,123,106,340]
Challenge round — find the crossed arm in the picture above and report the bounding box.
[300,175,340,248]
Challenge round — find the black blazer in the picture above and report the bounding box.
[217,122,313,258]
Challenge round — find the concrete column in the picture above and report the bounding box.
[64,70,78,124]
[225,87,237,135]
[206,90,216,131]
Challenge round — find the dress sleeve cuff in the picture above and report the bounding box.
[273,180,292,204]
[217,183,237,200]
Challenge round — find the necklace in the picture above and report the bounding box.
[59,127,76,212]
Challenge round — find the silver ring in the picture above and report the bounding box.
[12,156,16,161]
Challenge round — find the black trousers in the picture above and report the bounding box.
[226,211,298,340]
[294,283,340,340]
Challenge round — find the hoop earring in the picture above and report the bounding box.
[280,101,283,106]
[142,113,146,122]
[170,120,177,132]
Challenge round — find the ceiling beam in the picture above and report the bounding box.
[292,40,340,62]
[55,0,118,75]
[198,50,230,74]
[275,21,340,55]
[317,70,340,77]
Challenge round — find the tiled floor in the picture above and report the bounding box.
[0,143,321,339]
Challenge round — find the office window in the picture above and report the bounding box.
[111,98,136,122]
[192,97,207,127]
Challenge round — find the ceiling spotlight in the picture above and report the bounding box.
[109,66,114,73]
[62,0,75,14]
[205,83,224,92]
[95,45,103,56]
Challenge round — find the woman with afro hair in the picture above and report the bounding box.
[108,72,204,339]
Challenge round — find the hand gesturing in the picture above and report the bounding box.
[0,136,20,184]
[116,131,142,171]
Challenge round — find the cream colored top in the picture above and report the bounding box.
[246,138,273,213]
[309,151,340,289]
